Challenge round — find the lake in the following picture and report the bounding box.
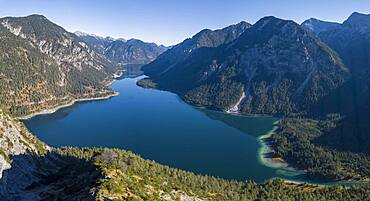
[23,75,304,182]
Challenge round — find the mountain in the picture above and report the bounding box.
[104,39,168,65]
[258,12,370,181]
[0,13,370,199]
[343,12,370,30]
[142,21,251,76]
[0,15,118,74]
[302,12,370,154]
[305,12,370,116]
[141,17,348,115]
[0,15,119,116]
[316,13,370,74]
[302,12,370,74]
[301,18,341,34]
[302,12,370,114]
[76,32,168,66]
[74,31,116,55]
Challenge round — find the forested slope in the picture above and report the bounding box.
[0,15,119,117]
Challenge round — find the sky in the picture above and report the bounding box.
[0,0,369,46]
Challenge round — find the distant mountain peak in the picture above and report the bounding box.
[253,16,296,31]
[343,12,370,29]
[301,18,341,34]
[225,21,251,29]
[74,31,93,37]
[256,16,287,23]
[241,16,300,42]
[186,21,251,49]
[303,18,326,24]
[76,31,167,65]
[115,38,127,42]
[22,14,47,20]
[193,21,251,39]
[8,14,56,26]
[74,31,119,41]
[348,11,368,19]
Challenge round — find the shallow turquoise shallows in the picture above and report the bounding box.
[23,76,302,182]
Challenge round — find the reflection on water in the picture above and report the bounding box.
[24,76,305,183]
[199,108,278,137]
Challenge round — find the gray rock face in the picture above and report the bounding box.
[0,110,49,179]
[0,152,100,201]
[0,110,99,200]
[0,110,98,200]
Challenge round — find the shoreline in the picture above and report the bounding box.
[257,121,305,178]
[18,92,119,120]
[18,77,120,120]
[21,75,368,186]
[135,77,369,186]
[256,122,370,186]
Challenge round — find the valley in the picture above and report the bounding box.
[0,8,369,200]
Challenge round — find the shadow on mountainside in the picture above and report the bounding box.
[315,102,370,155]
[0,151,101,201]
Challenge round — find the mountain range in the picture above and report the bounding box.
[0,15,166,117]
[142,17,348,115]
[76,31,168,66]
[0,12,370,200]
[302,12,370,155]
[0,15,120,116]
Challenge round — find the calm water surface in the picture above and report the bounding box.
[24,76,303,182]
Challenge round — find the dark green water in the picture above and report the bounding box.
[23,76,303,182]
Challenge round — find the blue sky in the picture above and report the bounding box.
[0,0,369,46]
